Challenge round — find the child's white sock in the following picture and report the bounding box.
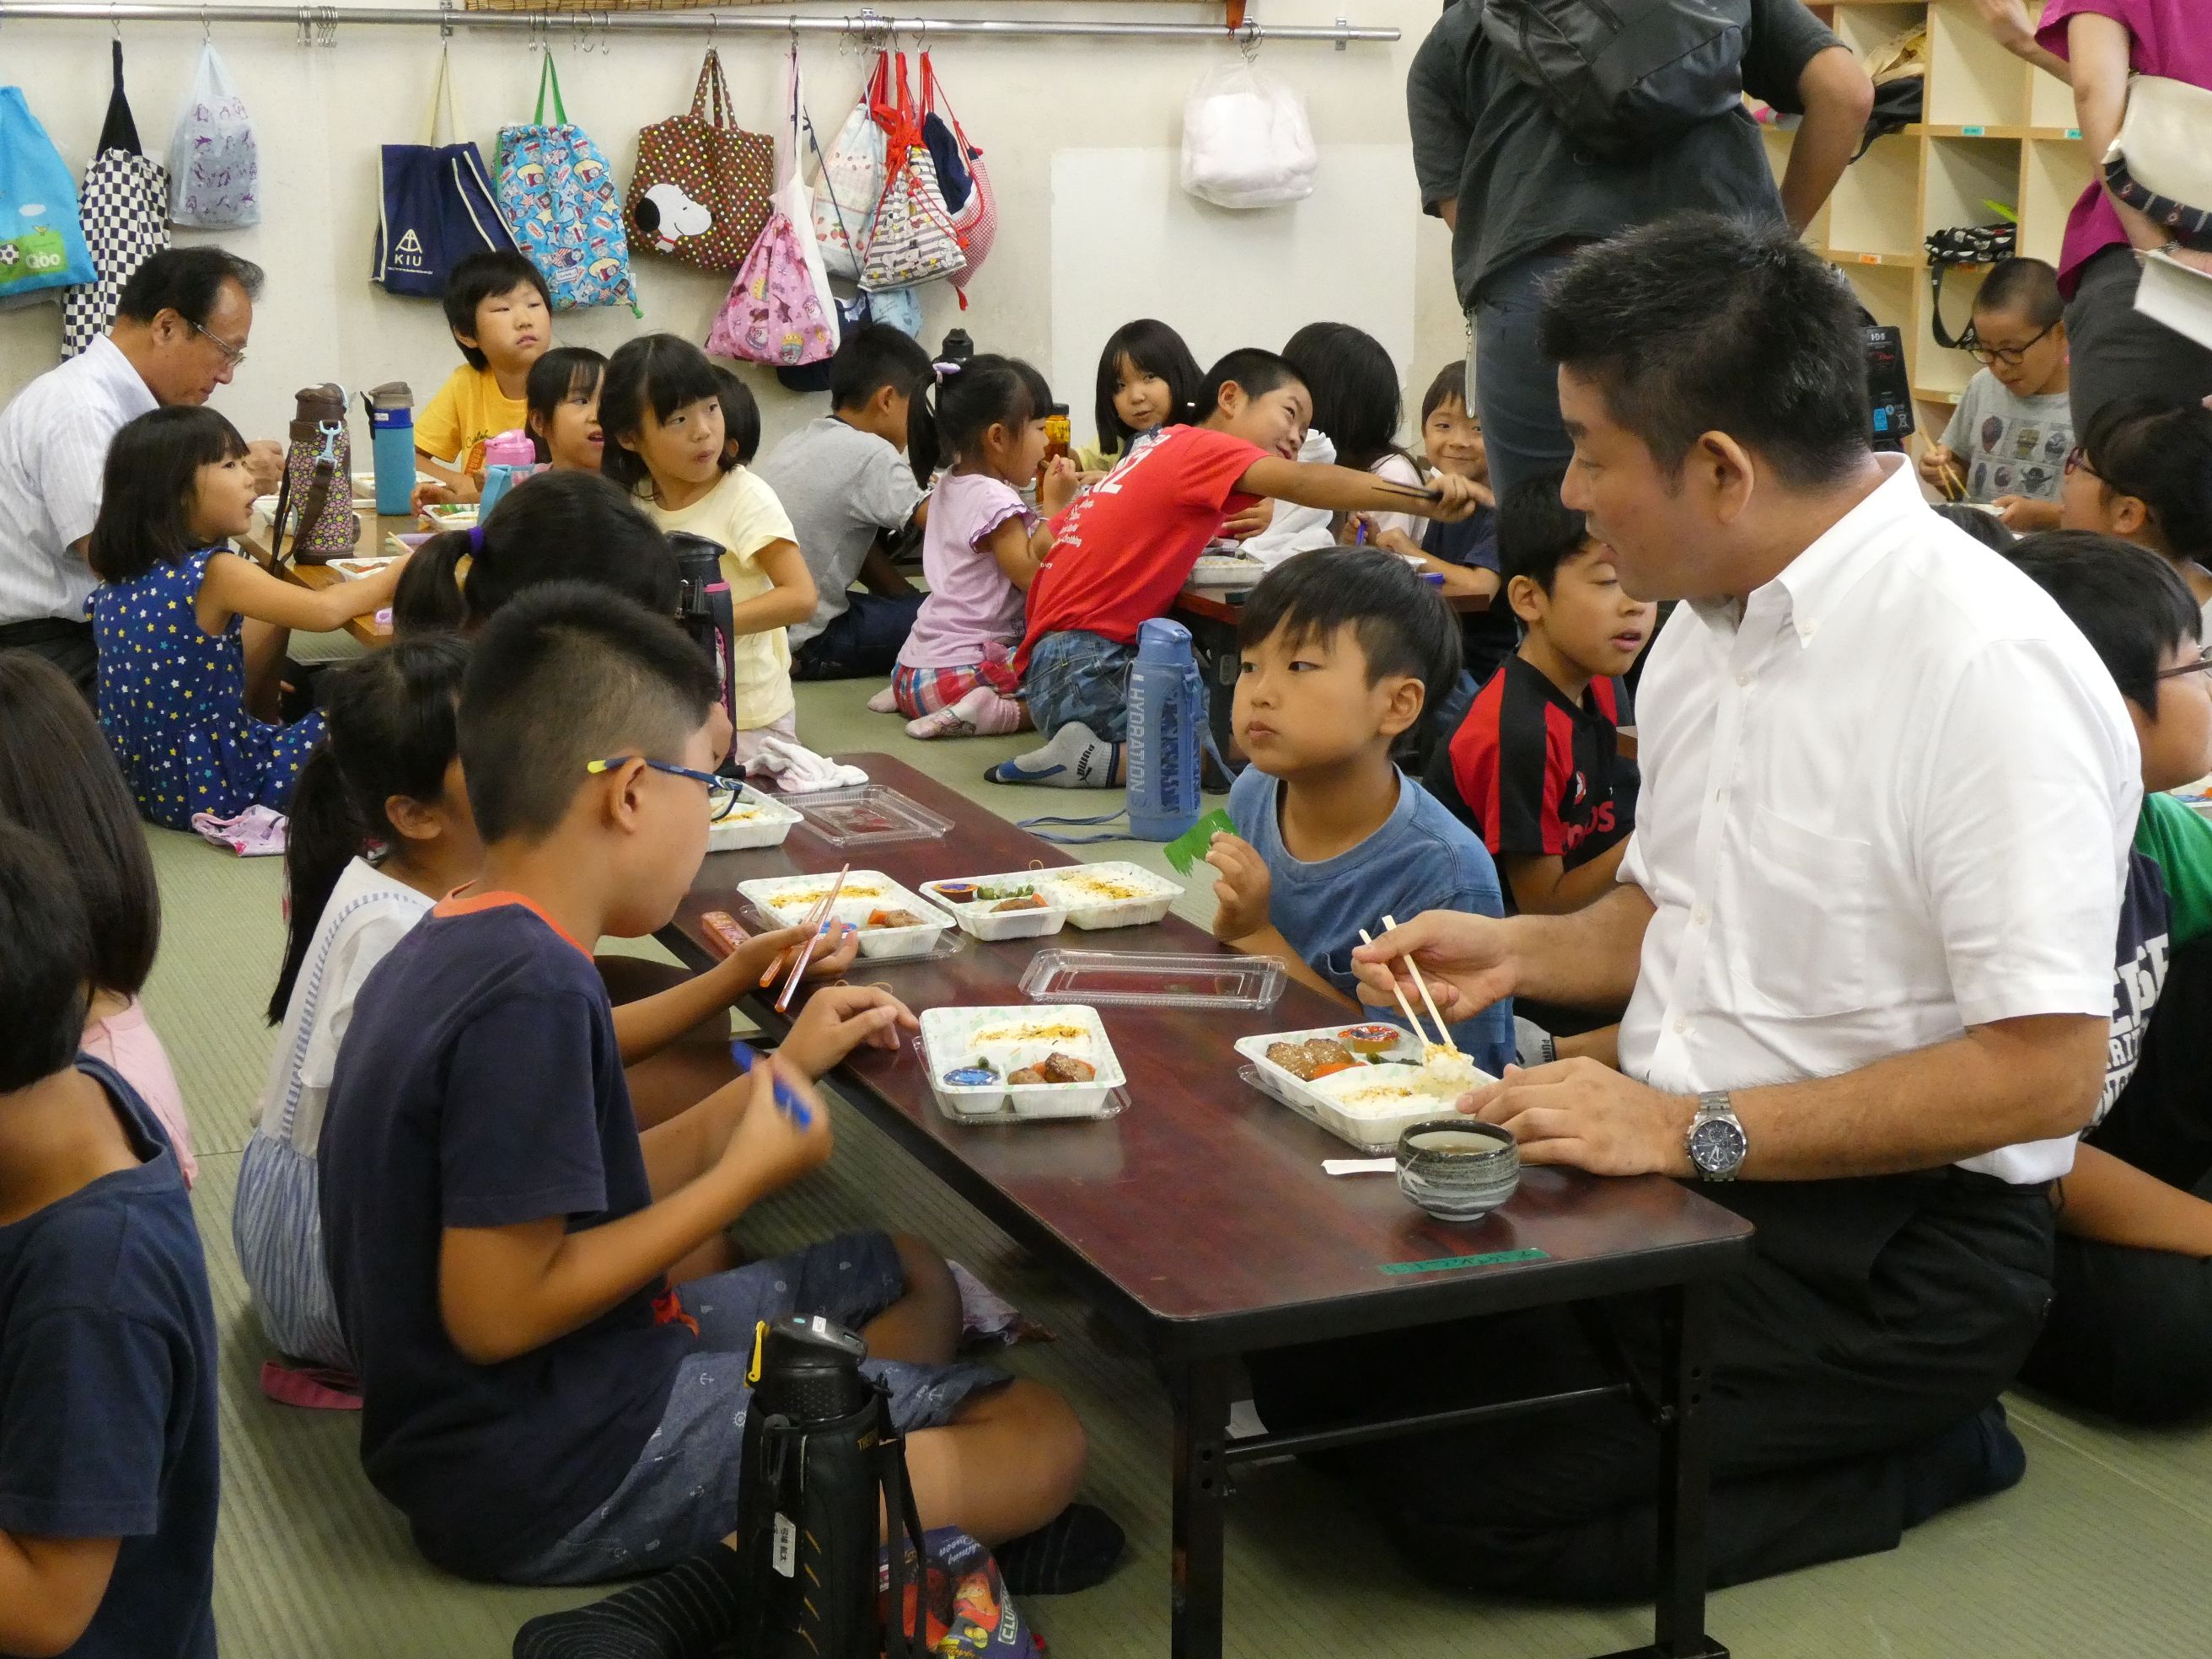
[867,685,899,714]
[986,722,1122,788]
[906,685,1027,741]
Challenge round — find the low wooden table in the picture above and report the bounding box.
[238,509,413,650]
[659,754,1751,1659]
[1173,582,1495,760]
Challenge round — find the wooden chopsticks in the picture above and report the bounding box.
[1381,914,1459,1055]
[762,864,848,1014]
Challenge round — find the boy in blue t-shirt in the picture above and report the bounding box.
[2006,534,2212,1424]
[319,585,1092,1613]
[0,822,217,1659]
[1206,547,1515,1075]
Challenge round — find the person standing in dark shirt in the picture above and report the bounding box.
[1405,0,1872,497]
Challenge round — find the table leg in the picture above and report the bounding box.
[1647,1281,1727,1659]
[1170,1356,1234,1659]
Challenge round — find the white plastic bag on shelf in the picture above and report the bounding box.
[1179,61,1318,210]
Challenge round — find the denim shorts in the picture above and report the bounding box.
[502,1230,1006,1586]
[1023,630,1137,743]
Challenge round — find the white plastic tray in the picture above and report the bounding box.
[1235,1023,1490,1155]
[1189,552,1266,588]
[706,783,803,853]
[736,872,956,961]
[1038,862,1184,930]
[919,1007,1126,1121]
[920,872,1071,942]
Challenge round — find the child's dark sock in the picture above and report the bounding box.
[511,1544,747,1659]
[992,1501,1126,1596]
[985,722,1122,788]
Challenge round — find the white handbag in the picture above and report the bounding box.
[168,40,260,228]
[2105,75,2212,240]
[1179,60,1318,211]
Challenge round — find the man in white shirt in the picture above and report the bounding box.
[0,246,281,695]
[1275,215,2139,1597]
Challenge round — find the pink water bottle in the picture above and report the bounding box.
[476,429,540,517]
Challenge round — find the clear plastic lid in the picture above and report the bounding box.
[1018,948,1287,1012]
[788,786,953,847]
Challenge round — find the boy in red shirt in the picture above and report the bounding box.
[989,348,1486,787]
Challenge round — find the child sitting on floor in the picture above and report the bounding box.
[0,654,194,1184]
[1076,317,1203,478]
[0,821,217,1659]
[603,336,816,768]
[524,346,606,474]
[991,348,1485,788]
[1424,475,1649,916]
[318,584,1092,1599]
[413,249,553,503]
[2059,395,2212,635]
[2005,532,2212,1425]
[87,406,405,830]
[896,355,1079,740]
[756,324,935,682]
[1916,257,2072,531]
[1205,548,1515,1074]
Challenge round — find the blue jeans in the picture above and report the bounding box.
[1470,250,1580,502]
[1023,630,1139,742]
[793,590,926,681]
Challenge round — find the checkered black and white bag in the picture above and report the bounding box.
[62,41,169,361]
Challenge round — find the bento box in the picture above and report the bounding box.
[735,872,955,961]
[704,783,803,852]
[920,872,1071,942]
[1036,862,1183,930]
[919,1005,1125,1121]
[1234,1023,1492,1155]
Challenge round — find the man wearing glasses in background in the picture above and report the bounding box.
[0,247,282,697]
[1917,255,2075,533]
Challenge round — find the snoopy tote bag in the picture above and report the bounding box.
[706,46,837,368]
[808,52,888,282]
[496,55,639,314]
[168,40,259,229]
[0,88,95,303]
[62,41,170,360]
[373,48,522,299]
[625,50,774,274]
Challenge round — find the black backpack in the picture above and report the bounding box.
[1479,0,1751,158]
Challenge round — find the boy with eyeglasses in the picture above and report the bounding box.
[1917,256,2073,532]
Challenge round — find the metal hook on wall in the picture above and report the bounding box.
[1237,19,1263,61]
[202,4,212,41]
[438,0,453,40]
[318,5,336,47]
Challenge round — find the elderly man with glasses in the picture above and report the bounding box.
[0,246,282,697]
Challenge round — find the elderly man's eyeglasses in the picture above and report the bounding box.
[188,317,248,369]
[584,755,744,819]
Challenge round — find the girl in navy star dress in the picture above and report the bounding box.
[87,409,408,830]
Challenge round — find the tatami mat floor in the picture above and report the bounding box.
[150,678,2211,1658]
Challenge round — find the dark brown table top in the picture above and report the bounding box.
[665,754,1750,1360]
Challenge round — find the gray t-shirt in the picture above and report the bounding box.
[1941,371,2074,504]
[1407,0,1839,309]
[754,416,923,646]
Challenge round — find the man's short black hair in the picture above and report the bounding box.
[1538,212,1870,489]
[0,820,94,1093]
[1238,546,1462,713]
[1932,502,2019,553]
[442,250,552,369]
[1201,348,1305,417]
[1498,473,1597,593]
[830,323,935,413]
[459,583,718,845]
[1973,257,2064,330]
[2007,530,2202,712]
[115,246,264,328]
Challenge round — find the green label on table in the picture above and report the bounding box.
[1380,1248,1549,1275]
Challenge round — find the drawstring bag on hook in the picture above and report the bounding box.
[168,39,260,229]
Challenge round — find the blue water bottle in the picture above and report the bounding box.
[363,382,414,517]
[1125,617,1205,842]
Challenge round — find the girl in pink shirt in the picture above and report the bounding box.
[893,357,1080,739]
[0,654,195,1183]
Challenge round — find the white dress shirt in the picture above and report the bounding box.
[1618,454,2140,1185]
[0,336,158,625]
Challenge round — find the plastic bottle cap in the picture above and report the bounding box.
[483,429,537,465]
[1136,616,1194,663]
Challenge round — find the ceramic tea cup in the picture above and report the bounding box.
[1395,1119,1520,1222]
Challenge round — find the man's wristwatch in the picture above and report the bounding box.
[1686,1089,1748,1181]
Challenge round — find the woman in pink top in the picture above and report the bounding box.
[2035,0,2212,427]
[892,357,1081,740]
[0,656,195,1181]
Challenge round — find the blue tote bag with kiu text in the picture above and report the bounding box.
[0,86,96,303]
[373,47,520,298]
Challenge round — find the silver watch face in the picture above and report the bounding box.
[1689,1115,1748,1176]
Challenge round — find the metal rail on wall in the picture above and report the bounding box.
[0,0,1399,48]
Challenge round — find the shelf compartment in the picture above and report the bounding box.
[2020,137,2095,266]
[1927,0,2031,129]
[1914,261,1989,400]
[1830,133,1924,259]
[1922,135,2022,239]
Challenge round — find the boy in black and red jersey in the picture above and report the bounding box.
[1423,475,1653,915]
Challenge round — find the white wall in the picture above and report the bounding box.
[0,0,1466,454]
